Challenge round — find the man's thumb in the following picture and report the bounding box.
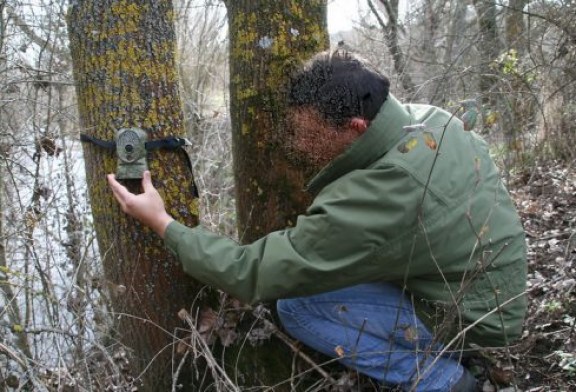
[142,171,154,192]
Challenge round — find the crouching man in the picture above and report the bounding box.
[108,50,527,391]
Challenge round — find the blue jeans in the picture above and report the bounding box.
[277,283,464,391]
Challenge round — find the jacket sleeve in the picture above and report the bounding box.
[164,165,429,304]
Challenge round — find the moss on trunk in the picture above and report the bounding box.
[67,1,208,389]
[226,0,329,243]
[222,1,330,388]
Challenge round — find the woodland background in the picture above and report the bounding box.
[0,0,575,391]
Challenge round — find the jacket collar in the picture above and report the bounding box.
[306,94,413,194]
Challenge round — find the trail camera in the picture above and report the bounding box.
[116,128,148,179]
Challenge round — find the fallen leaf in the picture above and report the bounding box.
[403,326,419,342]
[488,366,514,386]
[334,345,345,358]
[198,308,218,334]
[218,328,238,347]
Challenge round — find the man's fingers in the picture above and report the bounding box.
[142,171,155,193]
[107,174,131,205]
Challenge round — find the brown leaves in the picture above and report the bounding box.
[488,365,515,386]
[197,308,218,340]
[502,162,576,390]
[36,136,62,157]
[397,129,438,154]
[178,307,239,347]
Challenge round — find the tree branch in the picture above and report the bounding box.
[5,5,69,59]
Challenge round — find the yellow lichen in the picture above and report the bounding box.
[237,87,257,100]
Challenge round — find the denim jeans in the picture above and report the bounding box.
[277,283,464,391]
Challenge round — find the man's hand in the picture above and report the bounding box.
[107,171,174,238]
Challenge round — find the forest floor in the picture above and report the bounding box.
[488,160,576,392]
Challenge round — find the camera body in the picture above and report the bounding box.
[116,128,148,179]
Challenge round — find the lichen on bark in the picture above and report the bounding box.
[67,1,207,390]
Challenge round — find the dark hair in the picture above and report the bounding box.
[287,49,390,127]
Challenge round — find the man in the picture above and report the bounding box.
[108,50,527,391]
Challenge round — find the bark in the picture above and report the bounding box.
[67,2,206,390]
[506,0,529,55]
[473,0,502,106]
[225,0,328,244]
[222,1,329,387]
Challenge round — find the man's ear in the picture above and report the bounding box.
[349,117,369,135]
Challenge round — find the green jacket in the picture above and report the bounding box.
[164,94,527,348]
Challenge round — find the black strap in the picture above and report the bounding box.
[80,134,189,152]
[80,133,116,150]
[80,133,199,197]
[145,136,190,151]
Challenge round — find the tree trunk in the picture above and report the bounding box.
[473,0,502,106]
[67,2,206,390]
[221,1,330,387]
[506,0,528,55]
[225,0,328,244]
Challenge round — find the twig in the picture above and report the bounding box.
[262,319,338,385]
[413,289,531,390]
[0,341,28,369]
[533,230,574,242]
[177,309,239,391]
[564,231,576,260]
[172,348,191,392]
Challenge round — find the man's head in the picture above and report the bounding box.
[287,49,390,127]
[286,50,390,168]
